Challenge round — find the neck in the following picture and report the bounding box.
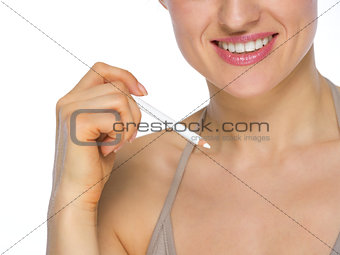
[204,46,339,163]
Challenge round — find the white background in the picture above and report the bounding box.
[0,0,339,254]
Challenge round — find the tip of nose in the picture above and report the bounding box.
[218,3,261,33]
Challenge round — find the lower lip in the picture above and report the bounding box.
[211,36,278,66]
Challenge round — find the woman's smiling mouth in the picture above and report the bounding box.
[211,32,279,66]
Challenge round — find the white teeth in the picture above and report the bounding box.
[228,42,235,52]
[235,43,245,53]
[216,34,275,53]
[245,41,255,52]
[255,39,263,50]
[262,37,269,46]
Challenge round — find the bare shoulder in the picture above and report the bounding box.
[97,128,188,254]
[96,107,206,253]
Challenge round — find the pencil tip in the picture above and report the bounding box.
[198,139,211,149]
[203,143,211,149]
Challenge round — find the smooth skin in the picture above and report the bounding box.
[47,0,340,254]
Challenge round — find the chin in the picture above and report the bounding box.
[226,84,272,99]
[210,71,279,99]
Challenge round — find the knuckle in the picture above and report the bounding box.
[58,103,77,123]
[117,67,132,77]
[56,96,66,110]
[114,93,129,106]
[122,69,133,76]
[92,61,107,70]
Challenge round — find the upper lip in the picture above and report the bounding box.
[211,32,278,44]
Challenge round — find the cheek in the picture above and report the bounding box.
[274,0,317,33]
[168,0,213,63]
[270,0,317,71]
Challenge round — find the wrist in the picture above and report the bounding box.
[47,197,99,255]
[48,182,99,216]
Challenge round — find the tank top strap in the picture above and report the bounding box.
[327,79,340,128]
[146,106,208,252]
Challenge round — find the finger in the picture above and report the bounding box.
[100,136,119,157]
[64,93,136,146]
[126,97,142,139]
[58,81,131,106]
[55,81,139,140]
[62,81,141,138]
[71,62,147,96]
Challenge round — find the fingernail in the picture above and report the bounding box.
[128,130,138,143]
[137,82,148,96]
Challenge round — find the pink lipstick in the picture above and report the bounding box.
[211,32,278,66]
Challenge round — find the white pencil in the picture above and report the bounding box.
[131,95,210,149]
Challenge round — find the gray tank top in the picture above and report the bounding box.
[146,79,340,255]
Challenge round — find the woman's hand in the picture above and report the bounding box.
[47,62,147,254]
